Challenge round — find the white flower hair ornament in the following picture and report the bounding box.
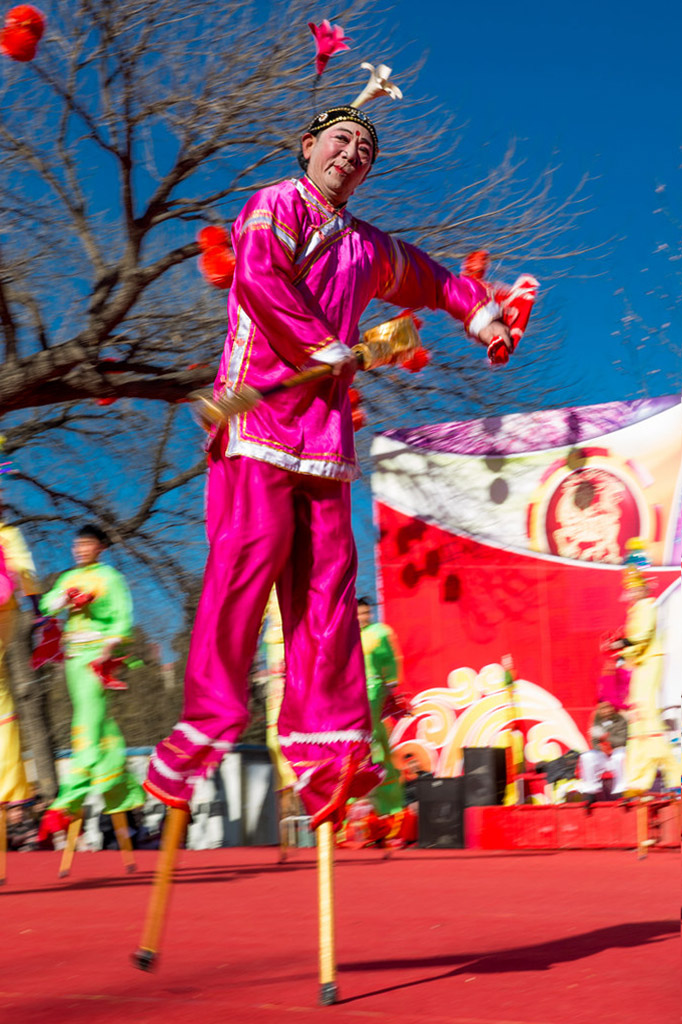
[351,63,403,109]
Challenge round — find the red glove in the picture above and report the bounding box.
[31,618,64,670]
[91,655,128,691]
[491,274,540,361]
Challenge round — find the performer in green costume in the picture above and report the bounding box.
[40,525,144,815]
[357,597,404,817]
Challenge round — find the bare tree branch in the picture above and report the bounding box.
[0,0,608,633]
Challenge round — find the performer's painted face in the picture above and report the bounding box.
[357,602,372,629]
[301,121,374,206]
[72,536,104,566]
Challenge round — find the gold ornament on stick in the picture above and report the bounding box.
[190,312,423,430]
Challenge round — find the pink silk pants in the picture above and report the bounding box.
[145,448,379,827]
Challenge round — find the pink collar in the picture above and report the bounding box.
[300,176,347,215]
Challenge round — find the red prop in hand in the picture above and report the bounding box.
[0,4,45,62]
[91,655,128,691]
[31,617,64,670]
[486,337,511,366]
[492,274,540,357]
[461,251,539,366]
[66,587,95,610]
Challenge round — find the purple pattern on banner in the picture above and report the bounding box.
[384,397,680,456]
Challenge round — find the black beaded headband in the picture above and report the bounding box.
[303,105,379,161]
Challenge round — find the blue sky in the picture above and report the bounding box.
[384,0,679,392]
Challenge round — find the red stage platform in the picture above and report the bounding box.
[465,799,681,850]
[0,847,677,1024]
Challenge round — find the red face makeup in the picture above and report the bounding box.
[302,121,374,206]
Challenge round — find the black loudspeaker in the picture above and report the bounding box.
[417,775,465,849]
[463,747,507,806]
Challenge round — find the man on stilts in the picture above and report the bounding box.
[612,539,679,797]
[136,59,513,999]
[40,524,145,875]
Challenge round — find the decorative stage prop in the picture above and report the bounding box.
[372,396,682,792]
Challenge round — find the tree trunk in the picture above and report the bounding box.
[5,614,59,800]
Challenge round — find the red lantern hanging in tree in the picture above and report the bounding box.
[0,4,45,62]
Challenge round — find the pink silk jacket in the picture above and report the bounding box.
[215,176,498,481]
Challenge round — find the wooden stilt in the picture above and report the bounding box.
[0,807,6,886]
[132,806,189,971]
[317,821,338,1006]
[636,797,655,859]
[278,811,289,864]
[111,811,136,873]
[58,811,83,878]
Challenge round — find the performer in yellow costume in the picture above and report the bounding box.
[262,588,296,794]
[612,540,679,796]
[0,516,42,807]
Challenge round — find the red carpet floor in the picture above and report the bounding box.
[1,848,678,1024]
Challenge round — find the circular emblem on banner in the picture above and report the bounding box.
[527,449,649,563]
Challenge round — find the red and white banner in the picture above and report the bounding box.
[371,397,681,776]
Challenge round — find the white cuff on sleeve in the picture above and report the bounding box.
[468,299,502,339]
[311,341,354,365]
[44,593,68,613]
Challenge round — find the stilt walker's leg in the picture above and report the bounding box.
[317,821,338,1006]
[132,806,189,972]
[0,807,6,886]
[58,811,83,878]
[111,812,136,874]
